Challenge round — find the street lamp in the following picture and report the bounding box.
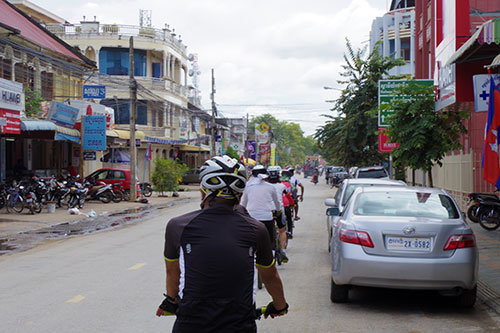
[323,86,343,91]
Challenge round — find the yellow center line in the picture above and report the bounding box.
[128,263,146,270]
[66,295,85,303]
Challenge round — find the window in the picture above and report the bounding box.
[152,63,162,78]
[14,63,34,89]
[400,37,411,61]
[99,48,147,76]
[0,58,12,80]
[41,71,53,100]
[137,103,147,125]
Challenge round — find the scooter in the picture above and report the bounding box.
[466,191,500,223]
[477,196,500,231]
[67,181,89,209]
[84,178,113,203]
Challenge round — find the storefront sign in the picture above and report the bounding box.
[473,74,500,112]
[0,108,20,134]
[82,85,106,99]
[0,78,23,112]
[259,143,271,164]
[83,115,106,151]
[48,102,78,128]
[83,151,96,160]
[255,123,269,143]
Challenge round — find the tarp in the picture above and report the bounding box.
[101,150,130,163]
[55,132,80,144]
[21,120,56,131]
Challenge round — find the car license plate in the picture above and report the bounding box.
[26,198,32,203]
[385,236,431,252]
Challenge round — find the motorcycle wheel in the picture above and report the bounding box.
[7,194,24,213]
[68,196,77,209]
[0,194,5,210]
[467,205,480,223]
[123,189,130,201]
[34,202,42,214]
[99,192,112,204]
[479,208,500,230]
[143,186,152,197]
[112,190,123,203]
[78,196,85,209]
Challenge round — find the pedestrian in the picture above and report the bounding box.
[325,166,331,184]
[65,162,78,178]
[156,155,288,332]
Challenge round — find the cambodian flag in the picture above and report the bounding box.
[482,76,500,188]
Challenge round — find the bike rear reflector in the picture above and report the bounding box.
[339,229,374,248]
[443,234,476,251]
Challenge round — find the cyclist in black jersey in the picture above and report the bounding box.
[156,155,288,332]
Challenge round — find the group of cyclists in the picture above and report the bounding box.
[156,155,305,332]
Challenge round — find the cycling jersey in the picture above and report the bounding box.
[240,177,280,221]
[164,203,274,332]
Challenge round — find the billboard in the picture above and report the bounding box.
[83,115,106,151]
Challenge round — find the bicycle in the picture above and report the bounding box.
[6,183,24,213]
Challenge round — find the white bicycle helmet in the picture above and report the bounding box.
[200,155,247,204]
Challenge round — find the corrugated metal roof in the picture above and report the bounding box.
[0,0,82,62]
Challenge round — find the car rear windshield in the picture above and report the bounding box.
[354,191,459,219]
[357,169,387,178]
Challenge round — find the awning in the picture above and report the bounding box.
[55,125,80,143]
[106,130,119,138]
[447,18,500,66]
[178,144,210,152]
[21,120,56,131]
[487,54,500,68]
[112,129,146,140]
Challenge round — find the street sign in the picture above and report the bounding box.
[256,122,269,133]
[83,151,96,160]
[82,85,106,99]
[378,79,434,127]
[378,128,400,153]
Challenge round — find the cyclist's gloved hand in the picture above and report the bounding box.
[264,301,289,318]
[156,294,178,316]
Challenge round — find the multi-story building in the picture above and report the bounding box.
[370,0,416,76]
[44,13,211,175]
[0,0,95,181]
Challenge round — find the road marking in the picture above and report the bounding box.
[128,263,146,270]
[66,295,85,303]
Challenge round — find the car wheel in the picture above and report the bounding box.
[457,286,477,308]
[330,278,349,303]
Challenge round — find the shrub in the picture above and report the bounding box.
[152,158,189,195]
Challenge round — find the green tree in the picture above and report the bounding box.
[249,114,318,166]
[225,146,240,160]
[152,158,189,195]
[315,39,405,168]
[24,88,44,117]
[385,82,468,187]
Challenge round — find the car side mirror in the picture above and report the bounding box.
[325,198,336,207]
[461,211,467,220]
[326,207,340,216]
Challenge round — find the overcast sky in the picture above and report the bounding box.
[36,0,390,135]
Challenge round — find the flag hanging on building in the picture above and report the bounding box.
[145,143,152,161]
[482,76,500,187]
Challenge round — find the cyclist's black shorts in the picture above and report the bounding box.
[276,212,286,229]
[260,220,275,245]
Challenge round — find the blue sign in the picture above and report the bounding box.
[83,115,106,151]
[48,102,78,128]
[82,85,106,99]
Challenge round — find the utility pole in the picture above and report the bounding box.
[129,36,137,201]
[244,113,249,168]
[210,69,216,157]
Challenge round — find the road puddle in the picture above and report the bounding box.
[0,198,192,256]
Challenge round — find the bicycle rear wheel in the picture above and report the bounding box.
[6,194,24,213]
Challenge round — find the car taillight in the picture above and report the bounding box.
[25,193,32,198]
[339,229,374,248]
[443,234,476,251]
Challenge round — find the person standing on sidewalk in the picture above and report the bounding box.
[156,156,288,332]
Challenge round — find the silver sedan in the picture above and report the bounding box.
[330,186,478,307]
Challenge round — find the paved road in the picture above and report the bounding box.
[0,177,499,332]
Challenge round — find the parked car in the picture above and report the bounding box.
[354,166,389,179]
[329,186,478,307]
[325,178,406,251]
[85,168,139,194]
[182,168,201,184]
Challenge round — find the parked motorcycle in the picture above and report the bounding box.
[140,182,153,197]
[466,191,500,223]
[85,178,113,203]
[21,182,42,214]
[67,181,88,209]
[477,196,500,230]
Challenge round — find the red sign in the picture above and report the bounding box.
[0,108,20,134]
[378,128,399,153]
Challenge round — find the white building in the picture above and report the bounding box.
[369,0,416,76]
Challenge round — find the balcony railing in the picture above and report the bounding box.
[46,23,187,54]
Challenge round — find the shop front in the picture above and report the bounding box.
[0,78,22,182]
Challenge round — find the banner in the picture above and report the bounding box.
[247,140,256,160]
[259,143,271,164]
[48,102,78,128]
[0,108,20,134]
[0,78,23,112]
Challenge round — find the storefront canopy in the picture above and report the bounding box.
[20,120,80,143]
[487,54,500,69]
[447,18,500,66]
[178,144,210,152]
[111,129,146,140]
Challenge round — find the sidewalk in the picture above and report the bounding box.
[0,186,199,239]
